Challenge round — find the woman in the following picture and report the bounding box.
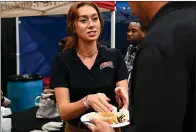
[50,2,129,132]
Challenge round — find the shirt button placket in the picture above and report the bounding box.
[88,70,93,82]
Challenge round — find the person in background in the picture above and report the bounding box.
[58,38,67,52]
[87,2,196,132]
[50,2,129,132]
[124,20,147,84]
[123,21,147,132]
[58,37,72,52]
[43,37,71,90]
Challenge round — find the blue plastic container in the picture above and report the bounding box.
[7,74,43,112]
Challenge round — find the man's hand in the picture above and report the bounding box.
[87,118,115,132]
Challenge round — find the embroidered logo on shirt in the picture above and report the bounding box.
[100,61,114,70]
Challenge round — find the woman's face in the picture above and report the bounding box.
[74,5,101,43]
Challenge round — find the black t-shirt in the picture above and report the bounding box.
[129,2,196,132]
[50,45,128,123]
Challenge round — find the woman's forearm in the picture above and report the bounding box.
[58,97,88,121]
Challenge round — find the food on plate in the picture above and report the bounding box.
[117,108,129,123]
[92,112,118,124]
[116,112,127,123]
[91,110,129,124]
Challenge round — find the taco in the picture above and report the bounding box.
[92,112,119,124]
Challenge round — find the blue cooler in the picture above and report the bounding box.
[7,74,43,112]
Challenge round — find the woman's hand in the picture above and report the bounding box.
[87,93,113,112]
[115,87,129,109]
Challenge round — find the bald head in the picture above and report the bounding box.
[128,2,168,24]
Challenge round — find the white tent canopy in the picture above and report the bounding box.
[0,1,116,74]
[1,1,111,18]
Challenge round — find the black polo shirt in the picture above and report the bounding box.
[50,45,128,122]
[129,2,196,132]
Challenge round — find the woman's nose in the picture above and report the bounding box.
[88,20,95,28]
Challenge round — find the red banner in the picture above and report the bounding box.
[94,1,115,11]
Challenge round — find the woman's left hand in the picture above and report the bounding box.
[115,87,129,109]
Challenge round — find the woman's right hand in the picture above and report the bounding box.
[87,93,113,112]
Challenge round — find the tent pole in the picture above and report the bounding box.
[111,2,116,49]
[0,2,2,88]
[16,17,20,75]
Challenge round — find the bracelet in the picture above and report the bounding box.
[83,95,90,108]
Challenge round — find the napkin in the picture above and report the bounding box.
[41,121,63,131]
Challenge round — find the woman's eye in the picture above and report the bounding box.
[93,17,99,21]
[80,18,87,23]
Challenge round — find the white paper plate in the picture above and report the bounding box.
[42,125,60,131]
[41,122,63,131]
[80,112,130,128]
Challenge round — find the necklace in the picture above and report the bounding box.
[77,50,98,58]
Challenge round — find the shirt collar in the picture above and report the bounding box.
[97,45,107,60]
[129,44,140,48]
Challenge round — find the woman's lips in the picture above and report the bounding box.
[87,31,97,37]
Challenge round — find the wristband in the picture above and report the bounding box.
[83,95,90,108]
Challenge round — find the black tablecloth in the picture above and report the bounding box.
[5,106,64,132]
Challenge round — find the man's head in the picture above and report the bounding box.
[127,20,147,45]
[128,2,168,24]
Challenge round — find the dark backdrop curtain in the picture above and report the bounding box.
[1,18,17,96]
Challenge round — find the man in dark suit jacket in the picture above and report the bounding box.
[87,2,196,132]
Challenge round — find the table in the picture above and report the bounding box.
[5,106,65,132]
